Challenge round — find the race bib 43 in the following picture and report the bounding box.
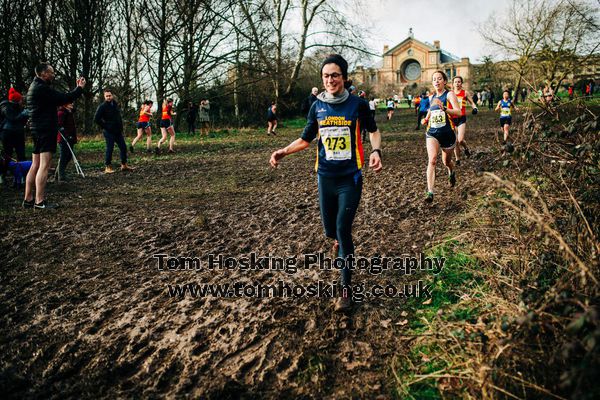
[430,109,446,129]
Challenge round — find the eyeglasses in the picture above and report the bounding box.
[322,73,343,80]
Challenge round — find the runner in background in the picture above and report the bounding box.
[131,100,153,153]
[386,98,395,120]
[368,97,377,121]
[495,89,518,146]
[358,91,369,142]
[449,76,477,165]
[157,98,176,154]
[568,84,574,100]
[267,102,278,136]
[413,94,421,116]
[421,71,461,203]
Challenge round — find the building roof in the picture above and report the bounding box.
[384,37,436,56]
[385,37,461,63]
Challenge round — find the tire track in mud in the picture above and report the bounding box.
[0,113,504,398]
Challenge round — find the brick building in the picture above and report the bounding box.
[351,29,473,97]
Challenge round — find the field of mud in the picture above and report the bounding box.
[1,108,514,398]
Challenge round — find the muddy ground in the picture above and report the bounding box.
[0,108,512,398]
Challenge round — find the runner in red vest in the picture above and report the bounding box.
[157,98,176,154]
[131,100,153,153]
[448,76,477,165]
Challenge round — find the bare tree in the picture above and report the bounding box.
[0,0,64,93]
[480,0,557,97]
[144,0,182,109]
[106,0,148,110]
[169,0,237,126]
[52,0,111,134]
[481,0,599,95]
[234,0,370,104]
[534,0,600,91]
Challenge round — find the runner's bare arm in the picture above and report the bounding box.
[495,101,501,111]
[368,130,383,172]
[466,91,477,108]
[446,92,462,118]
[270,138,310,168]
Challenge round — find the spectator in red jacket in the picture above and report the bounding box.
[0,87,28,185]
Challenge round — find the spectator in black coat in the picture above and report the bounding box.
[301,87,318,116]
[94,89,131,173]
[186,101,198,135]
[23,63,85,210]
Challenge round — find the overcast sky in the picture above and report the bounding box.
[363,0,506,64]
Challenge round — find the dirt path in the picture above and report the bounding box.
[0,109,505,398]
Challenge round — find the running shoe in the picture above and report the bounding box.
[129,145,134,153]
[22,199,34,209]
[464,147,471,158]
[449,171,456,187]
[34,200,59,210]
[425,191,434,203]
[155,147,160,155]
[455,159,461,166]
[105,165,116,174]
[121,163,134,171]
[168,149,176,154]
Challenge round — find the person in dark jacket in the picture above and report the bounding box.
[487,89,494,110]
[186,101,198,135]
[56,103,77,182]
[0,87,29,184]
[23,63,85,210]
[94,89,131,173]
[301,87,318,116]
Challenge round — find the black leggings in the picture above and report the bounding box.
[318,172,362,286]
